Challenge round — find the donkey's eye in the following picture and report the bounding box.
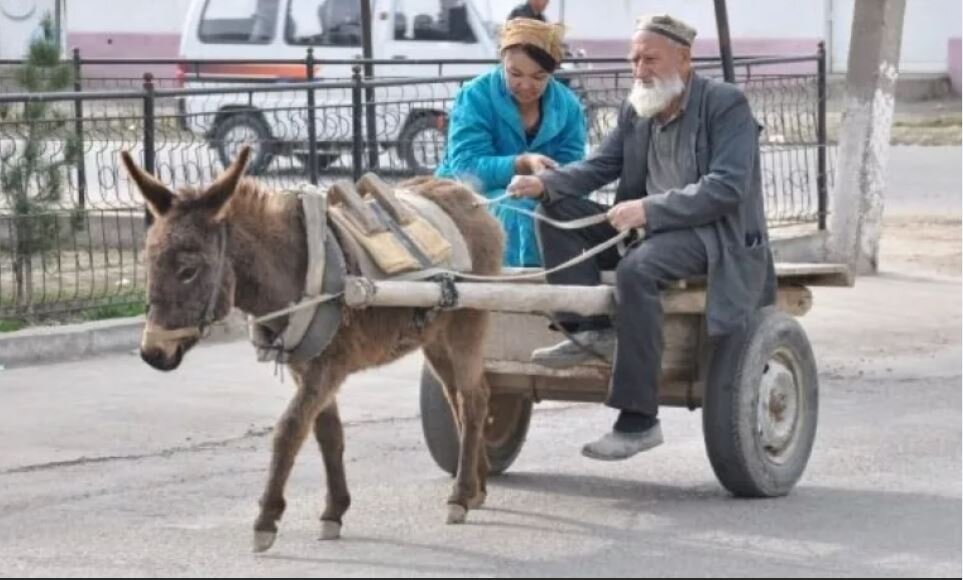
[177,266,199,284]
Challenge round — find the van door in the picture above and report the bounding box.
[284,0,364,79]
[189,0,287,63]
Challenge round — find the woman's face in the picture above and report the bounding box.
[502,47,551,105]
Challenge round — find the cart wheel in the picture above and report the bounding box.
[419,363,532,476]
[703,306,819,497]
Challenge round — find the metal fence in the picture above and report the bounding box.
[2,50,754,92]
[0,50,831,320]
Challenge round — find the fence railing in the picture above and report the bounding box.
[0,50,785,92]
[0,49,831,320]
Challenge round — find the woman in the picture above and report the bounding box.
[435,18,586,267]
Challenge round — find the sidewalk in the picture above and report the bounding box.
[827,75,961,146]
[0,311,249,369]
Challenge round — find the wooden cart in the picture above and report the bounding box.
[405,263,852,497]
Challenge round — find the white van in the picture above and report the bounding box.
[178,0,500,174]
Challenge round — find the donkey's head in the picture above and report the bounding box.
[121,147,251,371]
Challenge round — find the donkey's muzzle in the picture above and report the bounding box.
[140,323,200,371]
[140,343,185,371]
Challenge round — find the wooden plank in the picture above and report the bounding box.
[484,313,564,361]
[484,361,700,408]
[496,268,685,288]
[774,262,854,287]
[346,278,812,317]
[344,277,616,316]
[483,312,700,363]
[500,262,853,288]
[660,286,812,316]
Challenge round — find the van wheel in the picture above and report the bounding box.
[398,113,447,175]
[212,113,274,175]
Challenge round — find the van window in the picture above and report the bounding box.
[394,0,477,43]
[199,0,280,44]
[286,0,362,46]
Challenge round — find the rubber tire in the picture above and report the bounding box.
[398,113,447,175]
[212,112,274,175]
[703,306,819,497]
[420,363,532,476]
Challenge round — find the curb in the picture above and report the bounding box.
[0,312,249,369]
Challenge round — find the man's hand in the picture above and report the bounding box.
[507,175,546,199]
[514,153,558,175]
[607,199,646,231]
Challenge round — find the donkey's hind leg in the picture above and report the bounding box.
[423,340,492,506]
[424,340,487,511]
[423,343,463,433]
[425,310,491,524]
[313,400,350,540]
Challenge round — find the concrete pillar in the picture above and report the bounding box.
[828,0,907,274]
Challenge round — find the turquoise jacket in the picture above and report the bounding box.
[435,66,587,266]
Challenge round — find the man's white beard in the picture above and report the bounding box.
[628,74,685,118]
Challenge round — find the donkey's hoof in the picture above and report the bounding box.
[468,492,487,510]
[319,520,342,541]
[446,503,468,525]
[253,530,277,553]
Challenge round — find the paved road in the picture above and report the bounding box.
[0,258,959,576]
[0,138,959,576]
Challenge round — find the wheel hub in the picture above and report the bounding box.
[757,350,801,462]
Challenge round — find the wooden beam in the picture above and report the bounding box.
[495,262,852,288]
[343,277,813,317]
[484,361,701,408]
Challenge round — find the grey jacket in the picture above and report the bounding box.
[540,72,776,336]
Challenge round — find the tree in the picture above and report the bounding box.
[0,13,80,308]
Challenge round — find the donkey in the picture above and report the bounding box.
[121,147,504,552]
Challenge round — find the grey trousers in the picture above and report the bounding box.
[537,196,708,416]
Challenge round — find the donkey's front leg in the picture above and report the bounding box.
[253,380,328,553]
[313,400,350,540]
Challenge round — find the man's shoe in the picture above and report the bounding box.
[530,328,616,369]
[581,422,663,461]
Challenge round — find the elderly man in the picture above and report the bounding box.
[508,14,776,461]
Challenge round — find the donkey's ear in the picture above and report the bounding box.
[120,151,174,218]
[203,146,251,222]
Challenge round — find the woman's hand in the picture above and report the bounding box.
[514,153,558,175]
[507,175,546,198]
